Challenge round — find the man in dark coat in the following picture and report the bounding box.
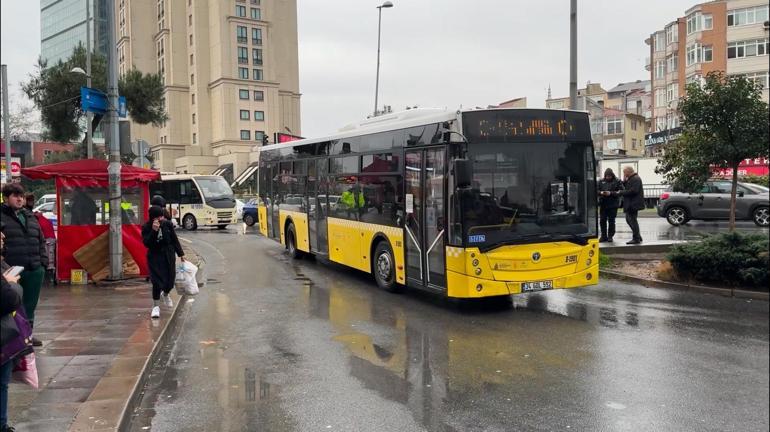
[142,205,185,319]
[598,168,624,242]
[613,166,646,244]
[1,183,48,346]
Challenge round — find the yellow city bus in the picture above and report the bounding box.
[257,108,599,298]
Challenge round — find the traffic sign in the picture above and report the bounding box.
[132,156,152,169]
[80,86,128,118]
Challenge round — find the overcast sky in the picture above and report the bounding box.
[2,0,696,138]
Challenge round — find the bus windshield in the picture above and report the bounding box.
[195,176,235,201]
[460,141,596,250]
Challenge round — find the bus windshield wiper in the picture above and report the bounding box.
[549,233,589,245]
[207,196,234,201]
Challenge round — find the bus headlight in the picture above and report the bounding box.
[586,258,592,267]
[589,250,595,257]
[475,268,482,275]
[472,259,479,267]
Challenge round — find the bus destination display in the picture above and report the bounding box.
[463,110,590,143]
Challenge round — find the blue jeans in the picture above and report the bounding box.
[0,359,12,428]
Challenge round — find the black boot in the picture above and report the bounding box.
[30,321,43,347]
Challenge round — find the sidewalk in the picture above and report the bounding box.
[6,250,200,431]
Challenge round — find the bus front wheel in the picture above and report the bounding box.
[373,242,400,292]
[183,214,198,230]
[286,223,303,259]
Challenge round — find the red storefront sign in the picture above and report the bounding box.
[712,157,769,177]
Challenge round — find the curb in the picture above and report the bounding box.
[600,242,681,255]
[116,248,205,431]
[600,269,769,301]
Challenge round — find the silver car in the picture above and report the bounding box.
[656,180,770,227]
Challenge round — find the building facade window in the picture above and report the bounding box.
[240,130,251,140]
[727,39,769,59]
[254,111,265,121]
[251,0,260,4]
[252,48,262,65]
[631,120,638,131]
[190,74,195,84]
[655,88,666,107]
[654,32,666,51]
[739,71,770,89]
[686,43,700,66]
[252,28,262,45]
[240,110,250,120]
[665,24,678,44]
[655,60,666,79]
[666,52,678,73]
[192,133,197,144]
[666,83,678,102]
[190,53,194,65]
[631,138,637,150]
[236,5,246,17]
[727,5,769,27]
[606,117,623,134]
[188,14,192,26]
[191,94,196,104]
[239,67,249,79]
[239,89,249,99]
[254,90,264,101]
[253,69,263,80]
[237,26,248,43]
[702,45,713,62]
[238,46,248,64]
[192,113,196,124]
[189,34,193,45]
[255,130,265,141]
[655,117,666,132]
[686,12,712,34]
[250,8,261,20]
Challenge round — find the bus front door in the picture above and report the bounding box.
[404,148,447,291]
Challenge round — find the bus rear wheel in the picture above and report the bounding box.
[183,214,197,230]
[373,242,400,292]
[286,223,303,259]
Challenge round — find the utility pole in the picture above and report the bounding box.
[106,0,123,279]
[86,0,93,159]
[569,0,578,110]
[374,1,394,117]
[2,65,11,184]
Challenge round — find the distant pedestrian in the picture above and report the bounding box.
[1,184,48,347]
[615,166,646,245]
[142,205,185,319]
[598,168,624,242]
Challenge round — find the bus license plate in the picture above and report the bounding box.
[522,280,553,292]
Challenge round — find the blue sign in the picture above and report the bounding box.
[118,96,127,117]
[80,87,128,118]
[468,234,486,243]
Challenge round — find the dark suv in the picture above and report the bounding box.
[657,180,769,227]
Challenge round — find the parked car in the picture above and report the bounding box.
[657,180,770,227]
[34,194,56,208]
[33,201,58,227]
[242,198,258,226]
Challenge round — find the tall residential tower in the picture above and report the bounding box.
[117,0,301,179]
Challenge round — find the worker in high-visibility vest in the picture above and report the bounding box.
[340,185,365,220]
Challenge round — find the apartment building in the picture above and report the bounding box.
[546,82,647,157]
[645,0,769,156]
[116,0,301,180]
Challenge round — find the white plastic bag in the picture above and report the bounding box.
[175,260,199,295]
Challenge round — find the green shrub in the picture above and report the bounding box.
[666,232,769,288]
[598,253,612,269]
[741,174,769,188]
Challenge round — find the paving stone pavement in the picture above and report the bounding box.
[6,247,202,431]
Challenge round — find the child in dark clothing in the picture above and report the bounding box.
[142,205,185,318]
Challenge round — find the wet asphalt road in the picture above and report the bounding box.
[127,227,769,432]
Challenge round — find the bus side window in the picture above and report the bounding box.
[180,180,201,204]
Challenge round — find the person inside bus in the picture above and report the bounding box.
[340,184,365,220]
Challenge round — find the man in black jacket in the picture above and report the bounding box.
[1,183,48,346]
[598,168,623,242]
[613,166,646,245]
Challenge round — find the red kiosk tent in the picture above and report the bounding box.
[22,159,160,282]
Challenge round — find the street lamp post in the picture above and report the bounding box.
[71,67,93,159]
[374,1,393,117]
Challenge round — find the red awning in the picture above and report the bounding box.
[21,159,160,182]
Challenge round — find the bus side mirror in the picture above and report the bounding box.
[454,159,473,189]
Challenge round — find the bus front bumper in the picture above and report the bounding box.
[446,264,599,298]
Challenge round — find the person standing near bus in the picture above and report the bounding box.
[0,184,48,347]
[598,168,623,242]
[613,166,645,245]
[142,205,185,319]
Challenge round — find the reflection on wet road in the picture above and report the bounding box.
[617,217,768,242]
[128,227,769,432]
